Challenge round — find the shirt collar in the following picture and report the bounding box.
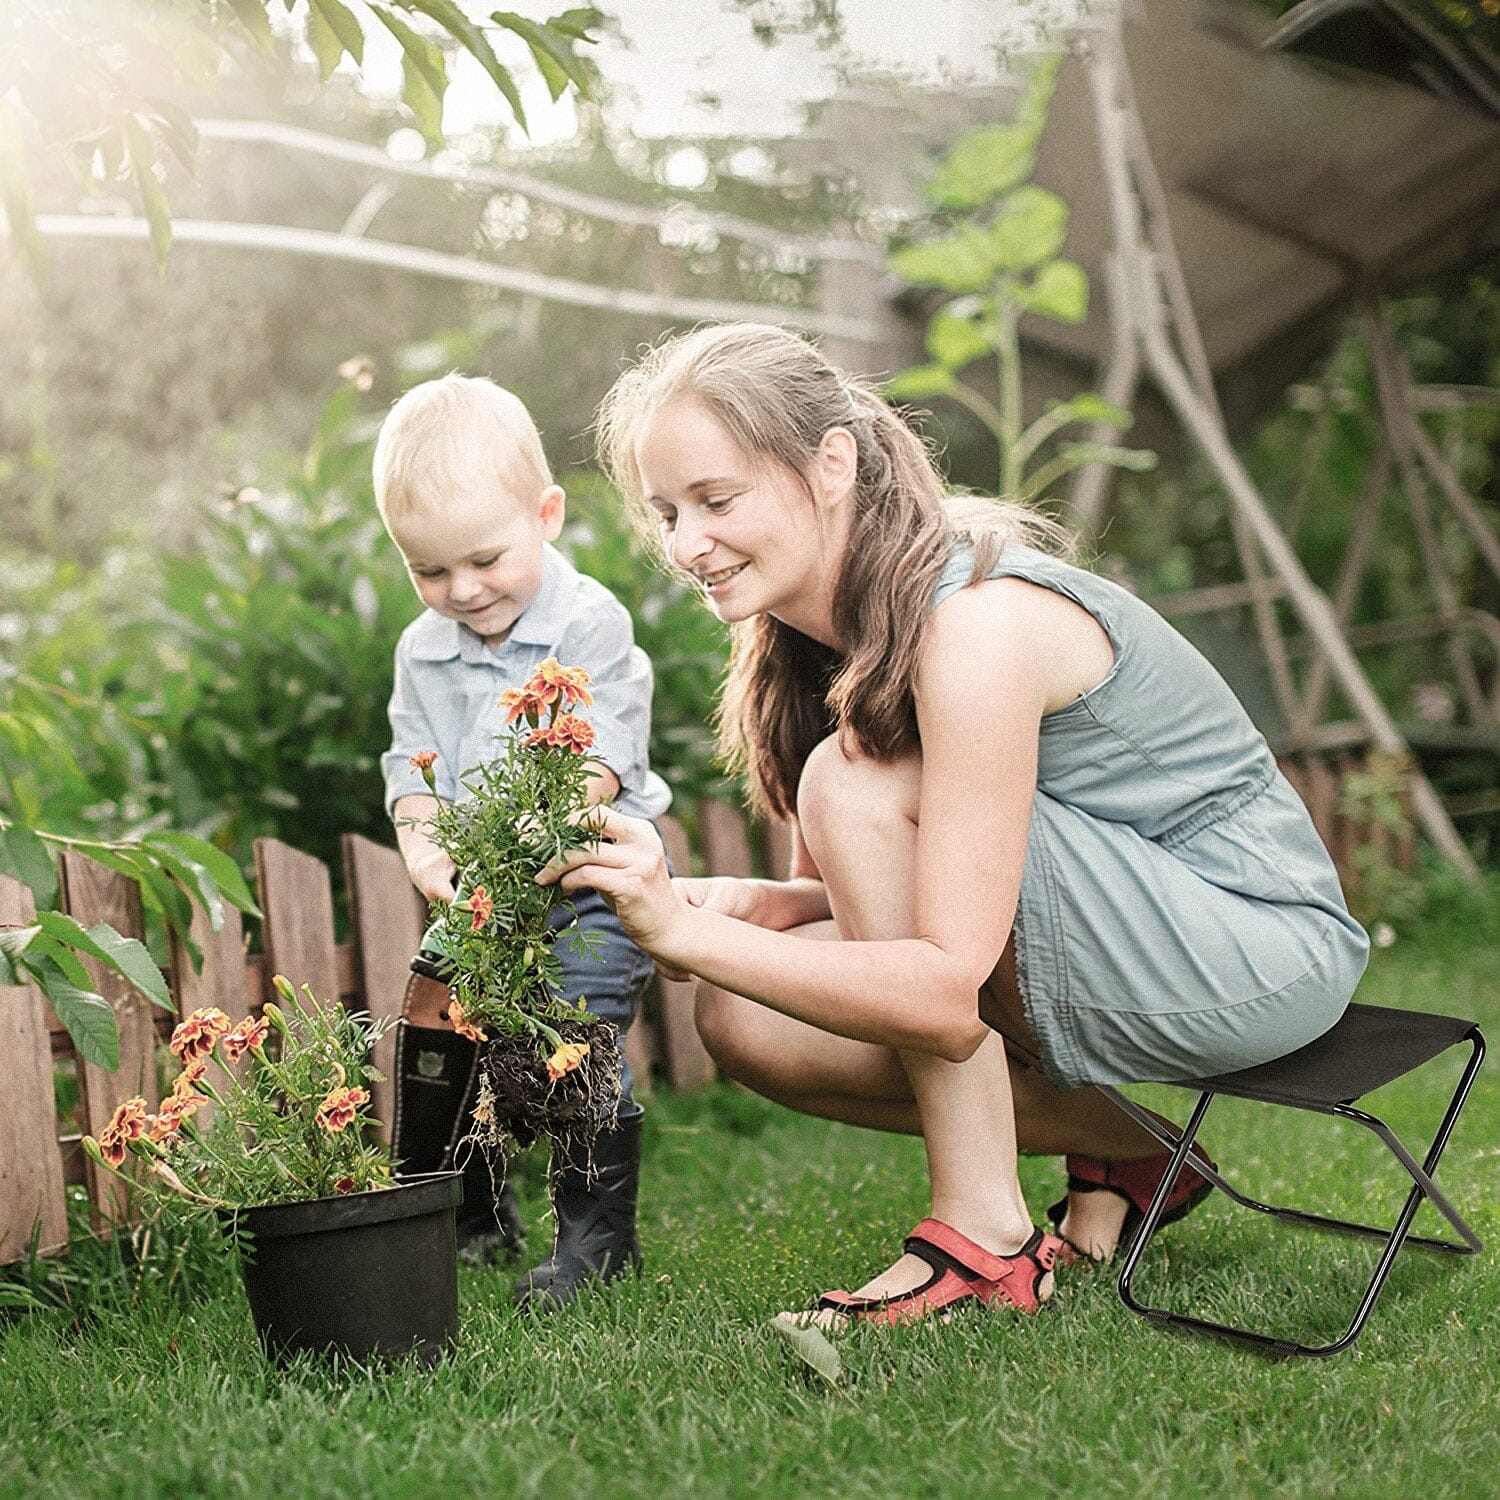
[406,543,578,663]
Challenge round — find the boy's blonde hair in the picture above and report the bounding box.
[374,374,552,521]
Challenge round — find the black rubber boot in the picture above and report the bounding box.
[513,1107,643,1308]
[454,1143,527,1266]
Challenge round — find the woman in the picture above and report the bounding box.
[540,323,1369,1326]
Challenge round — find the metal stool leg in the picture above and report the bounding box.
[1100,1033,1485,1357]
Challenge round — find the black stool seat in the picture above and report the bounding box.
[1094,1001,1484,1358]
[1181,1003,1478,1109]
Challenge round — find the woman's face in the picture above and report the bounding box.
[634,397,847,635]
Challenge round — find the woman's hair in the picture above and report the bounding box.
[597,322,1071,819]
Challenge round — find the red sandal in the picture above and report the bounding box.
[812,1218,1065,1326]
[1047,1145,1217,1259]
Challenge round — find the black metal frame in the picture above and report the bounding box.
[1097,1025,1485,1358]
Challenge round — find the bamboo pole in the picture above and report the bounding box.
[29,215,882,346]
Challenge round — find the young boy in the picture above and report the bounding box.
[374,374,671,1307]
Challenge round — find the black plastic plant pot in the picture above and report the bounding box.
[225,1171,463,1368]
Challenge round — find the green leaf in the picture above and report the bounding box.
[400,0,529,133]
[983,185,1068,274]
[32,957,119,1072]
[491,11,595,101]
[925,309,994,371]
[888,225,1000,294]
[1018,259,1088,324]
[312,0,366,66]
[0,824,59,909]
[547,7,603,41]
[372,6,449,112]
[138,840,225,932]
[928,124,1036,211]
[769,1317,843,1388]
[883,364,957,401]
[32,911,173,1012]
[123,119,171,270]
[305,3,345,81]
[226,0,277,55]
[145,833,260,917]
[0,101,45,283]
[0,924,40,985]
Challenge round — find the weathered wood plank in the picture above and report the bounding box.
[759,817,795,881]
[0,875,69,1262]
[699,800,754,879]
[342,834,428,1139]
[168,899,250,1123]
[59,852,160,1225]
[253,838,339,1005]
[652,815,716,1090]
[622,1011,657,1099]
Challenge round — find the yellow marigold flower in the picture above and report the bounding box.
[545,1040,590,1082]
[448,997,487,1044]
[169,1007,232,1062]
[315,1086,370,1133]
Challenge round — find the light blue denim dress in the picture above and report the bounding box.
[933,544,1369,1091]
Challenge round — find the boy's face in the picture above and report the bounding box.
[389,484,565,644]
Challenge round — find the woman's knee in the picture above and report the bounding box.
[694,981,776,1085]
[796,735,920,847]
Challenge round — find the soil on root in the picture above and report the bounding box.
[465,1017,623,1172]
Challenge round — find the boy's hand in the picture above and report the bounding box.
[408,849,457,904]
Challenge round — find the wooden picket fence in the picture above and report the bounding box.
[0,759,1401,1268]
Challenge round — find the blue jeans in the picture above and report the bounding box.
[549,889,654,1105]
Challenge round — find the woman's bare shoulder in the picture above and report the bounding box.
[924,575,1114,714]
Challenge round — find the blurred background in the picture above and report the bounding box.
[3,0,1498,933]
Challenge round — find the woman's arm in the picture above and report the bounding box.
[543,582,1050,1060]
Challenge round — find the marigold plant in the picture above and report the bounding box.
[82,977,393,1210]
[411,657,621,1161]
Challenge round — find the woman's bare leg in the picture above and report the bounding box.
[787,739,1042,1320]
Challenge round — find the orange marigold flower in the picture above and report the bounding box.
[95,1131,129,1169]
[315,1086,370,1133]
[529,657,594,710]
[467,885,494,932]
[220,1014,270,1065]
[499,686,541,725]
[448,997,487,1044]
[409,749,438,792]
[545,1040,591,1082]
[147,1105,185,1145]
[549,714,596,755]
[169,1007,232,1062]
[104,1097,149,1144]
[523,724,554,750]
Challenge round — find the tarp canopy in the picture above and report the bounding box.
[1014,0,1500,431]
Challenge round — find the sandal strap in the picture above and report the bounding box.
[813,1221,1064,1323]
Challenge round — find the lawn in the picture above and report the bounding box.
[3,884,1497,1500]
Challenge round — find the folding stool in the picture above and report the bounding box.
[1096,1002,1485,1358]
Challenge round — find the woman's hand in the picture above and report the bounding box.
[536,807,690,963]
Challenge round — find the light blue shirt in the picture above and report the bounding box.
[381,543,672,820]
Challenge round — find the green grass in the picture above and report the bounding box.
[3,886,1498,1500]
